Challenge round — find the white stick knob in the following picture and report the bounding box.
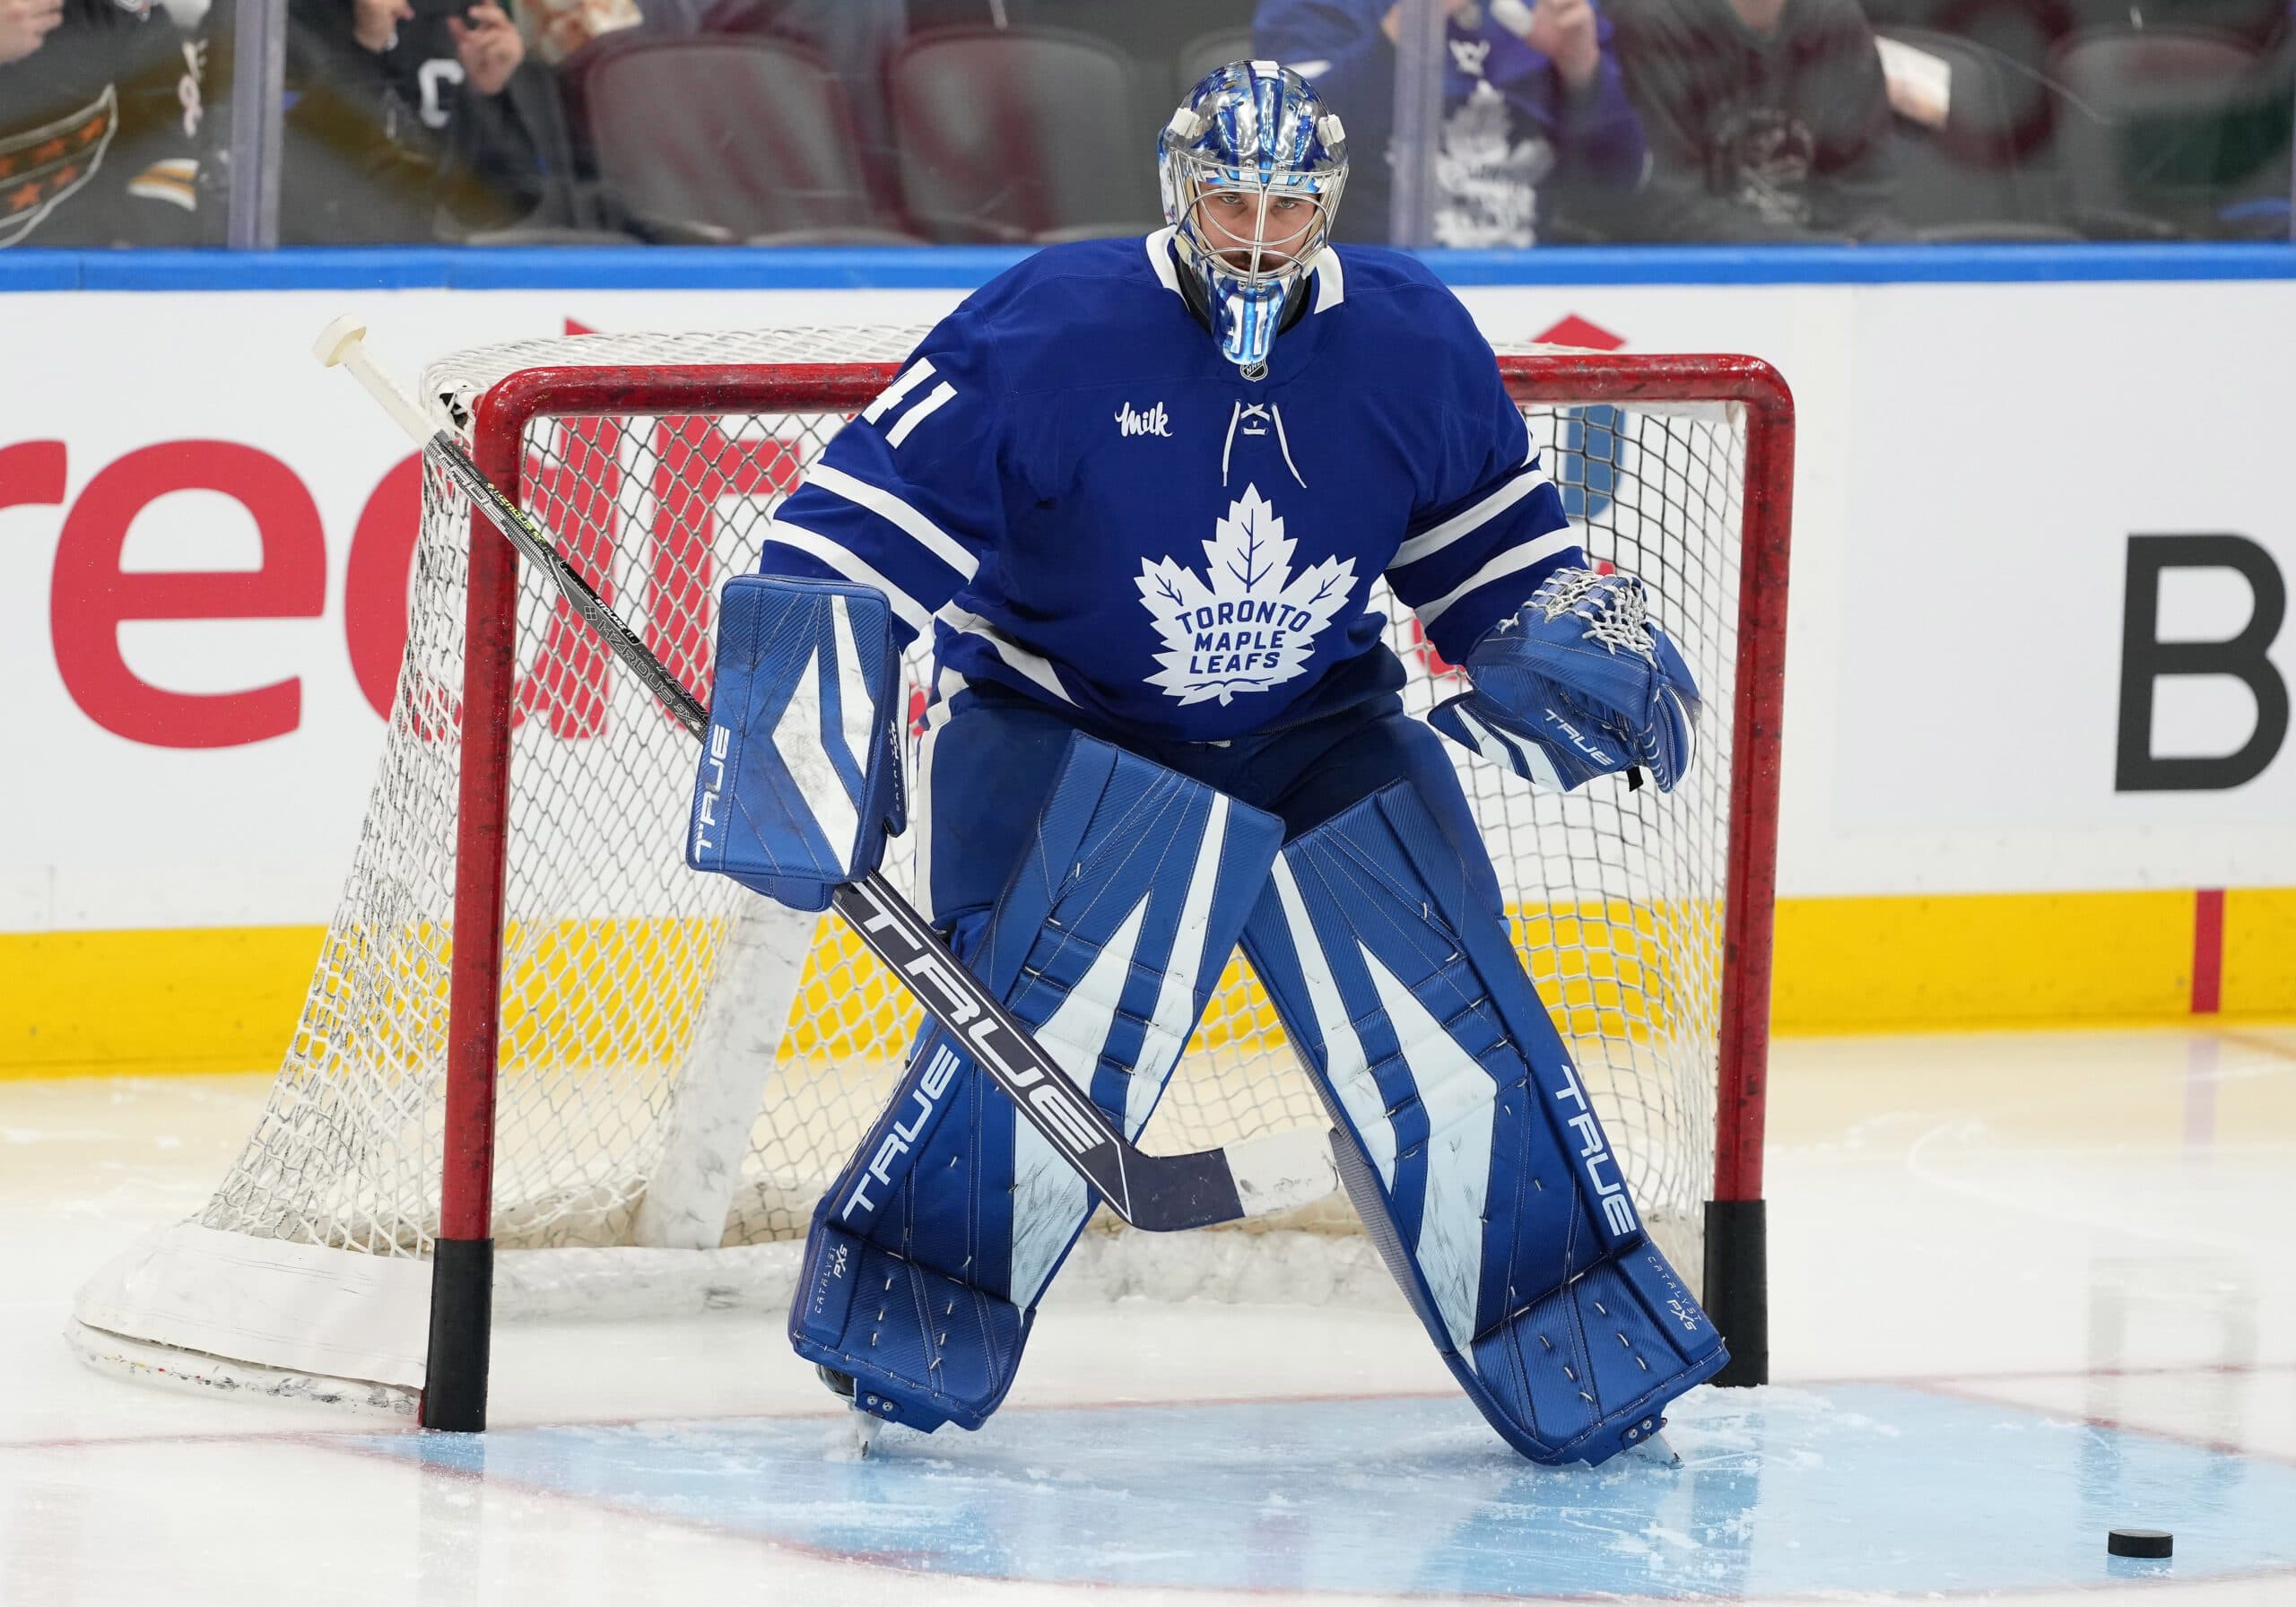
[312,315,444,447]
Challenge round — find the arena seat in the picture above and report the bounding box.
[571,36,922,245]
[888,25,1165,244]
[1175,29,1257,99]
[2048,24,2284,236]
[1875,28,2082,239]
[1864,0,2074,160]
[2066,0,2291,48]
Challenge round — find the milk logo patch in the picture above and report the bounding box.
[1136,484,1355,706]
[1116,400,1171,438]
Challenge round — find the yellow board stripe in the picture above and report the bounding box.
[1774,890,2196,1035]
[2223,888,2296,1018]
[3,888,2292,1079]
[2,925,327,1080]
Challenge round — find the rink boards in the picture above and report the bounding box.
[3,245,2294,1076]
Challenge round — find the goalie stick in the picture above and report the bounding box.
[315,316,1339,1237]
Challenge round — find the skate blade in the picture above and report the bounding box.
[822,1404,885,1462]
[1635,1429,1683,1468]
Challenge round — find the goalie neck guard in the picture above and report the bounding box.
[1157,62,1348,380]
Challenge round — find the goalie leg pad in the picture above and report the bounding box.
[791,727,1282,1434]
[1239,770,1726,1465]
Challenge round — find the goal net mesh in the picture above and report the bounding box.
[195,326,1746,1296]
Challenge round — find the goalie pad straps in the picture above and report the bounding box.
[793,734,1283,1434]
[686,575,906,913]
[1239,779,1727,1465]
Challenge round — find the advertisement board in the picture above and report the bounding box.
[2,263,2292,1065]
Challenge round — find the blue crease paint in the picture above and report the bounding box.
[352,1383,2296,1598]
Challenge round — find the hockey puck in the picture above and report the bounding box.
[2108,1529,2172,1559]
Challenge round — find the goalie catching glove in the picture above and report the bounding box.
[1428,568,1701,793]
[686,575,906,911]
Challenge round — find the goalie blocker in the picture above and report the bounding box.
[685,575,907,909]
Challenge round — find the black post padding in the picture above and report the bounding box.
[1703,1199,1769,1388]
[420,1237,494,1430]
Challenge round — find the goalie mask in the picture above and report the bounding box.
[1158,62,1348,380]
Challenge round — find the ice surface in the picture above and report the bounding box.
[4,1029,2292,1605]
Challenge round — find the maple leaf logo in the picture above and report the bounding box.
[1135,485,1357,706]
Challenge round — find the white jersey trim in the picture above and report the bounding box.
[939,605,1075,706]
[1312,248,1344,314]
[1390,465,1553,569]
[804,462,978,580]
[1413,527,1579,628]
[763,519,935,638]
[1146,227,1184,297]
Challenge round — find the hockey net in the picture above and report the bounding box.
[74,326,1787,1411]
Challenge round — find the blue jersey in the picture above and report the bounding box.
[759,232,1583,744]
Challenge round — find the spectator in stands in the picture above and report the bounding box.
[519,0,639,63]
[281,0,573,241]
[1254,0,1649,246]
[1603,0,1902,240]
[0,0,217,247]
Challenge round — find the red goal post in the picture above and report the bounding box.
[69,333,1789,1433]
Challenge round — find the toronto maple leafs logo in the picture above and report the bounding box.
[1135,485,1356,706]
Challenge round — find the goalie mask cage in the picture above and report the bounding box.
[72,328,1790,1430]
